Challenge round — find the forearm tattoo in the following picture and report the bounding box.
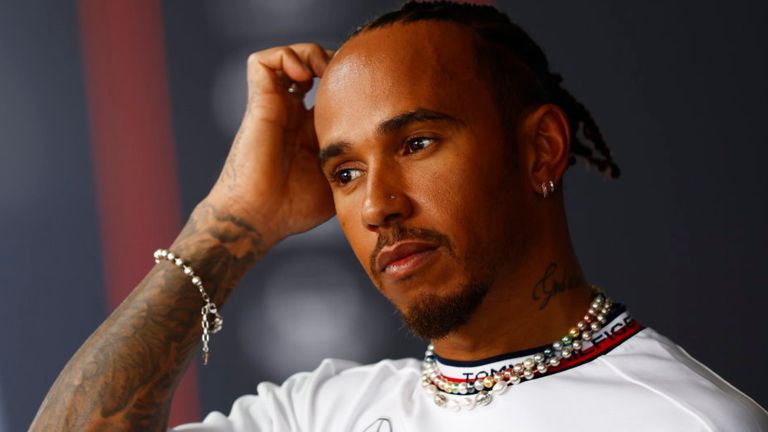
[30,201,265,431]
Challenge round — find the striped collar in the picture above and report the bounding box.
[434,305,643,385]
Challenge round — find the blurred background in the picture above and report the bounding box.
[2,0,767,430]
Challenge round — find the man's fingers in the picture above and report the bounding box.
[247,47,311,95]
[246,43,332,97]
[287,43,333,78]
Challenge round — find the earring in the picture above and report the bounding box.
[541,180,556,198]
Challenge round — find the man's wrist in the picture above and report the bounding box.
[168,198,272,303]
[198,194,284,249]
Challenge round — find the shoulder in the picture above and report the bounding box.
[172,358,420,432]
[256,358,420,417]
[273,357,420,387]
[599,327,768,431]
[250,357,419,401]
[255,357,420,430]
[292,357,422,401]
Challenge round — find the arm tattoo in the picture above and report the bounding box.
[221,129,243,192]
[30,201,265,431]
[532,262,586,310]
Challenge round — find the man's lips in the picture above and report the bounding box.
[376,241,439,274]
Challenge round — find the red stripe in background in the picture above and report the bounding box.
[77,0,200,426]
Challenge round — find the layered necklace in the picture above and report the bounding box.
[421,289,613,411]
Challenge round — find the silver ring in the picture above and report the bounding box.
[541,180,556,198]
[287,82,300,94]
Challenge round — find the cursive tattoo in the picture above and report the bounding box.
[532,262,585,310]
[30,201,265,431]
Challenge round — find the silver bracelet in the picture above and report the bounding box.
[153,248,223,365]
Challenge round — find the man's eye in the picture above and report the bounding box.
[405,136,435,154]
[333,168,363,185]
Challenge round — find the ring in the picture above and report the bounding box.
[287,82,300,95]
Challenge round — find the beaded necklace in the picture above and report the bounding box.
[421,289,613,411]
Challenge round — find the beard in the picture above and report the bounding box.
[368,224,504,341]
[399,276,492,340]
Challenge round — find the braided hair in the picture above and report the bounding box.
[347,1,621,179]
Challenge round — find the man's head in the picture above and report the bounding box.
[313,1,618,340]
[348,1,621,178]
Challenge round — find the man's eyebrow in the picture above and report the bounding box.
[378,108,462,134]
[318,142,351,170]
[317,108,462,169]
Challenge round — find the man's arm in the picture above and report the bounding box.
[30,43,334,431]
[31,200,265,431]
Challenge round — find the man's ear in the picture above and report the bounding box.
[517,103,571,195]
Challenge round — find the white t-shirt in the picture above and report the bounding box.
[173,307,768,431]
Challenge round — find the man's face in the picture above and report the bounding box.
[314,21,531,339]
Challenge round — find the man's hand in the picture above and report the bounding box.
[206,43,336,248]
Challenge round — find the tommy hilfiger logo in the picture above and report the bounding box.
[440,313,643,384]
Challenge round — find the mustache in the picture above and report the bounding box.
[368,226,454,275]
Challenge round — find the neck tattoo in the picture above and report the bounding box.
[421,287,613,411]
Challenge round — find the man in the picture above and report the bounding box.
[31,1,767,431]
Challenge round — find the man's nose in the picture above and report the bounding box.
[361,165,413,231]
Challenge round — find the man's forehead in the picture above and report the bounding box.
[323,21,477,88]
[315,21,483,144]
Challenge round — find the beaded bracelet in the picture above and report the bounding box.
[154,248,223,365]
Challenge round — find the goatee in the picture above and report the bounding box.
[401,279,490,340]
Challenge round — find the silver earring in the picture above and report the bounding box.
[541,180,556,198]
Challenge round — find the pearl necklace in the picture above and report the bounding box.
[421,289,613,411]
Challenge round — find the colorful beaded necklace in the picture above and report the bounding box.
[421,289,613,411]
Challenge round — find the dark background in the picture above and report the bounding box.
[2,1,766,430]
